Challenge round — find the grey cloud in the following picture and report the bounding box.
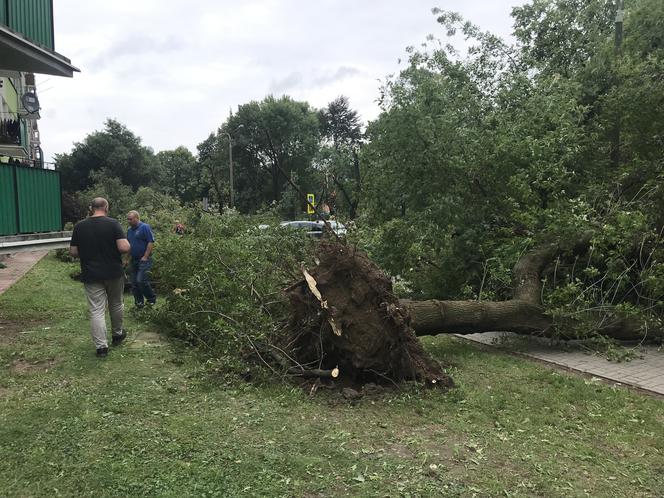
[269,66,362,95]
[312,66,362,87]
[42,0,527,161]
[87,35,187,71]
[269,72,303,94]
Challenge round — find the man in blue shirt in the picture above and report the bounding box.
[126,210,156,308]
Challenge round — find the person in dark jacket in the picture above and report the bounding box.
[70,197,130,357]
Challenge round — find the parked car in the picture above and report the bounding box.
[279,220,347,238]
[325,220,347,236]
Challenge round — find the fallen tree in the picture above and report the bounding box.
[279,234,662,388]
[154,213,661,389]
[404,235,663,342]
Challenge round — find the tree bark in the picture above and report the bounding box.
[404,299,662,341]
[404,299,551,336]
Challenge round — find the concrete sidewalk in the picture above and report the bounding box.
[0,251,48,295]
[457,332,664,397]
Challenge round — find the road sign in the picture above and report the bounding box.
[307,193,315,214]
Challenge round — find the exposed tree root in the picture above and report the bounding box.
[283,240,453,388]
[277,234,660,390]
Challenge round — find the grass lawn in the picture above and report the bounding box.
[0,254,662,497]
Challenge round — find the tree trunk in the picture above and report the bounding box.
[405,298,662,341]
[351,151,361,219]
[204,165,225,214]
[404,299,551,336]
[331,175,357,220]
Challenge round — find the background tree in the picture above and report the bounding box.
[155,146,200,204]
[56,119,160,193]
[225,95,322,213]
[359,0,663,338]
[317,96,364,218]
[512,0,616,77]
[196,132,228,213]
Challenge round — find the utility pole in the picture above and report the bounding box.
[611,0,625,168]
[614,0,624,55]
[224,124,244,209]
[224,131,234,209]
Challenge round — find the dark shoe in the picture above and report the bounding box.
[112,331,127,346]
[147,300,156,307]
[134,303,145,309]
[96,347,108,358]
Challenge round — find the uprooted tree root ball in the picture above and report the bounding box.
[282,240,453,389]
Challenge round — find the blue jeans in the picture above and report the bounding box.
[131,259,156,306]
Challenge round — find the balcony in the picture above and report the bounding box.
[0,116,20,145]
[0,114,27,158]
[0,0,78,77]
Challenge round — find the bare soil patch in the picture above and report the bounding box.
[9,357,57,374]
[0,319,48,344]
[128,330,164,348]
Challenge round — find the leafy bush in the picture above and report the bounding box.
[149,212,317,377]
[544,202,664,343]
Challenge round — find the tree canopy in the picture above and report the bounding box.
[56,119,160,193]
[357,0,663,339]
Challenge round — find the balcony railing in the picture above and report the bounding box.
[0,116,21,145]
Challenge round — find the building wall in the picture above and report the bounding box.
[0,74,36,163]
[1,77,18,113]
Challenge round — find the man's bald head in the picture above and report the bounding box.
[90,197,109,214]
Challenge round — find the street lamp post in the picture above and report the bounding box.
[223,131,234,209]
[224,125,244,209]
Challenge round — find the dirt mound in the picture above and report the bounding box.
[284,240,453,388]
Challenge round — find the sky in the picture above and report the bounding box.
[37,0,527,162]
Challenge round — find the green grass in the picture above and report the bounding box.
[0,255,663,497]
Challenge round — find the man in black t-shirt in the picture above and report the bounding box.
[70,197,131,357]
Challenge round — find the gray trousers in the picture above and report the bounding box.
[83,277,124,349]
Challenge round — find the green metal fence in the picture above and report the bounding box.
[0,163,62,236]
[0,0,7,26]
[0,163,18,235]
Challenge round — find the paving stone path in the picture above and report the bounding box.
[0,251,48,295]
[457,332,664,397]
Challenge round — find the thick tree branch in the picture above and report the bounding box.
[512,233,593,303]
